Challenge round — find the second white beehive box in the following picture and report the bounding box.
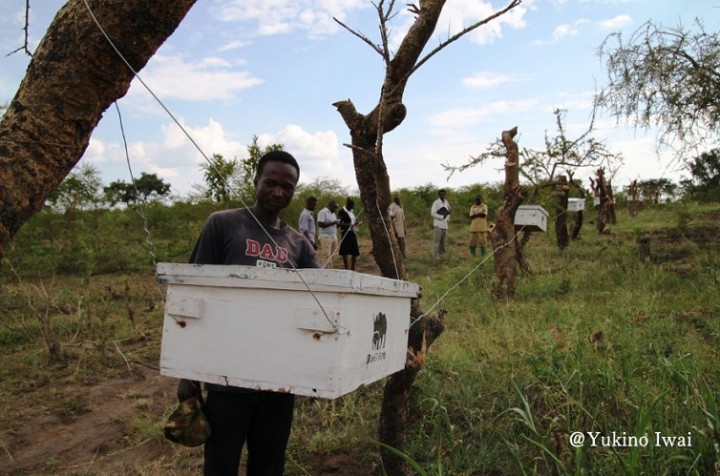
[567,198,585,212]
[514,205,549,232]
[157,263,419,399]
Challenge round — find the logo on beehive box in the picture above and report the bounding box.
[372,312,387,350]
[367,312,387,365]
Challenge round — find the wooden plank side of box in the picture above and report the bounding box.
[158,264,418,399]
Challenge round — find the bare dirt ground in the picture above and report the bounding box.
[1,245,385,476]
[0,362,375,476]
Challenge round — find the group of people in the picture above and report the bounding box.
[431,189,491,259]
[298,196,362,270]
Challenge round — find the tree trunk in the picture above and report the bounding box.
[592,167,616,234]
[0,0,197,259]
[554,178,570,250]
[490,127,524,300]
[334,3,457,473]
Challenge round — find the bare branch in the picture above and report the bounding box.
[6,0,33,57]
[333,16,384,56]
[409,0,521,78]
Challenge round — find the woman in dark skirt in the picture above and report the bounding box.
[338,197,361,270]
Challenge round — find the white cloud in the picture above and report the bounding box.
[462,72,524,89]
[257,125,354,186]
[427,100,538,129]
[216,0,368,37]
[133,55,263,101]
[217,40,251,52]
[599,14,632,29]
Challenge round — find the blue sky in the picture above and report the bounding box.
[1,0,718,197]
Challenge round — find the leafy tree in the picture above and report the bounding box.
[681,148,720,202]
[46,163,102,212]
[597,19,720,156]
[637,178,677,204]
[133,172,171,201]
[103,173,171,206]
[103,180,135,206]
[201,154,239,203]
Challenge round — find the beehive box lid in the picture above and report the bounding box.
[516,204,549,216]
[157,263,419,297]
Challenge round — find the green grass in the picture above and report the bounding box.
[1,200,719,474]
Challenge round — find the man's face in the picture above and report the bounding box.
[307,199,317,211]
[439,190,446,200]
[255,161,298,214]
[329,201,338,212]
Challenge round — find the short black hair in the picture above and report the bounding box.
[255,151,300,183]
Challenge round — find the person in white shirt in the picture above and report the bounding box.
[298,196,317,249]
[388,195,406,258]
[316,200,339,268]
[430,189,451,258]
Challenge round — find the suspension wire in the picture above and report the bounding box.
[114,102,167,304]
[82,0,342,334]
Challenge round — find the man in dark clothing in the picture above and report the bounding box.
[177,150,319,476]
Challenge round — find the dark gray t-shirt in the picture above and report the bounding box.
[189,207,320,393]
[190,207,319,269]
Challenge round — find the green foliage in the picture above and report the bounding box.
[47,163,102,212]
[201,153,239,203]
[103,172,171,206]
[681,148,720,202]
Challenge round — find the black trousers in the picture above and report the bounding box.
[203,390,295,476]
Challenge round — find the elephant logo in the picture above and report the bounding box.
[372,312,387,350]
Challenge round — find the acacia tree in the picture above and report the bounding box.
[0,0,197,259]
[597,18,720,156]
[332,1,521,471]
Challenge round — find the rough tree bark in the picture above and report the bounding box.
[590,167,616,234]
[0,0,197,259]
[490,127,525,299]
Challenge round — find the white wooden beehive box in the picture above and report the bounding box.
[157,263,420,399]
[514,205,549,232]
[567,198,585,212]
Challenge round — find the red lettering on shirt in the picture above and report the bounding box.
[245,239,289,264]
[246,239,261,256]
[259,243,275,260]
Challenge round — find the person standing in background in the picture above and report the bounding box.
[469,195,490,257]
[430,189,451,258]
[298,196,317,249]
[316,200,339,268]
[337,197,361,270]
[388,195,406,259]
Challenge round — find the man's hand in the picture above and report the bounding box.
[177,379,201,402]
